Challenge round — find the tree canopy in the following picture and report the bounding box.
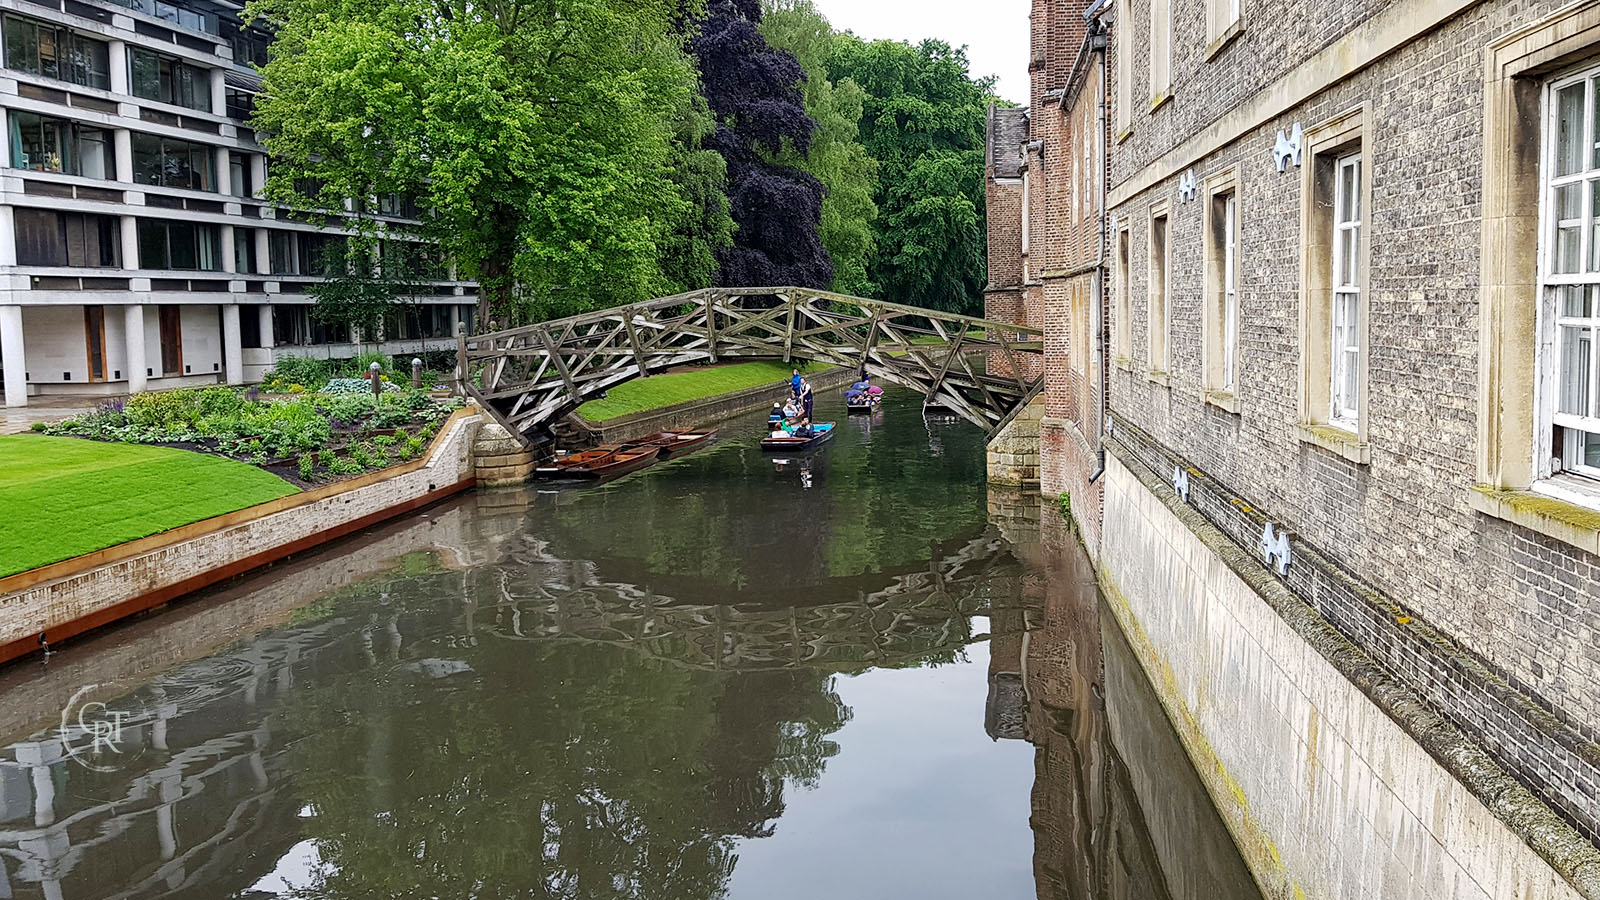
[248,0,997,325]
[758,0,878,298]
[248,0,716,326]
[827,37,994,315]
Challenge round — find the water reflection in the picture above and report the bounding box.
[0,389,1260,900]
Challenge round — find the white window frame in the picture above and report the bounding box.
[1223,193,1239,390]
[1538,64,1600,484]
[1330,152,1362,429]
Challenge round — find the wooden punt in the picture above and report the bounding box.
[536,446,661,479]
[621,430,716,457]
[760,423,836,452]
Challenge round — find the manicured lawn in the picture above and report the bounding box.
[0,434,299,577]
[575,361,824,423]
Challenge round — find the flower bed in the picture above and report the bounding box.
[38,385,463,487]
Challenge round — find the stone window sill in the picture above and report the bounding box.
[1146,368,1170,387]
[1116,126,1132,145]
[1295,422,1369,464]
[1203,389,1242,414]
[1205,19,1244,61]
[1114,356,1134,372]
[1149,90,1173,114]
[1469,481,1600,557]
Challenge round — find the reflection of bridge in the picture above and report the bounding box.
[457,287,1043,444]
[473,531,1035,673]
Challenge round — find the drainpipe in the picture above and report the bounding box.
[1084,14,1111,485]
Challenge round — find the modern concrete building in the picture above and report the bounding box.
[0,0,476,407]
[988,0,1600,897]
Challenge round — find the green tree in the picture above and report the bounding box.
[247,0,708,327]
[826,36,994,314]
[758,0,878,297]
[308,238,422,346]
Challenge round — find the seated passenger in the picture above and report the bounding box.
[794,418,815,438]
[769,422,790,439]
[768,402,785,423]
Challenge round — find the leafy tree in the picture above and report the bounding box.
[758,0,878,297]
[308,239,422,346]
[827,37,994,314]
[689,0,833,288]
[248,0,707,326]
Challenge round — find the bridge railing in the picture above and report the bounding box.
[456,287,1044,445]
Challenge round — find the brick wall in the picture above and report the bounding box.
[1102,0,1600,846]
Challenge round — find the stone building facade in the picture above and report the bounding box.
[989,0,1600,896]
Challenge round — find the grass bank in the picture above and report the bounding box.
[0,434,298,577]
[575,361,823,423]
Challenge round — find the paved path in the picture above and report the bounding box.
[0,397,105,434]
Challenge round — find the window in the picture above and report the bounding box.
[1115,224,1131,360]
[1296,107,1368,461]
[224,88,255,122]
[2,16,110,89]
[232,25,271,68]
[272,306,349,346]
[132,132,216,191]
[377,193,421,219]
[228,152,250,198]
[234,227,255,274]
[128,47,211,111]
[1114,0,1132,134]
[1148,206,1170,374]
[1331,154,1362,427]
[108,0,219,35]
[14,209,120,267]
[1204,173,1241,403]
[267,230,341,275]
[1207,0,1242,47]
[8,112,112,178]
[137,219,221,270]
[1544,68,1600,479]
[1149,0,1172,104]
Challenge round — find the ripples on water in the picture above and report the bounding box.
[0,389,1262,900]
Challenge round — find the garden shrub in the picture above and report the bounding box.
[298,453,316,481]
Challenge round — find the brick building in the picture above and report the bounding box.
[989,0,1600,896]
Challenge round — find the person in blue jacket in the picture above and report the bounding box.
[791,368,803,398]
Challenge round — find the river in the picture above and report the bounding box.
[0,387,1263,900]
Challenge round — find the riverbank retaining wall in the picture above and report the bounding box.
[0,409,483,665]
[1097,443,1600,900]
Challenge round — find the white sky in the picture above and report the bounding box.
[808,0,1032,105]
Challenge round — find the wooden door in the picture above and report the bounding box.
[84,306,106,382]
[159,306,183,376]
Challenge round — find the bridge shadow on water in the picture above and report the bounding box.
[0,388,1259,900]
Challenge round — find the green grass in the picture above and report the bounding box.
[576,361,824,423]
[0,435,299,577]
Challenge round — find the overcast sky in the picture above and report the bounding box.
[807,0,1032,105]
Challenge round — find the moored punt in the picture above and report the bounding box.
[760,423,836,452]
[845,396,878,413]
[537,446,661,480]
[621,430,716,457]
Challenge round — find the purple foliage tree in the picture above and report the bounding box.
[690,0,833,289]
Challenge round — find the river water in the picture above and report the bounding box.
[0,388,1263,900]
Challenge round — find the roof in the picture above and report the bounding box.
[986,105,1029,180]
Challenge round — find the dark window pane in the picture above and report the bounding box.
[15,208,65,266]
[168,222,197,269]
[138,220,167,268]
[129,48,159,99]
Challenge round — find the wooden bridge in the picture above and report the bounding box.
[455,287,1043,445]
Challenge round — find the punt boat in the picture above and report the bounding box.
[760,422,836,452]
[536,446,661,479]
[622,430,716,457]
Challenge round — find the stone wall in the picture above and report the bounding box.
[1098,449,1600,899]
[1104,0,1600,847]
[987,395,1044,487]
